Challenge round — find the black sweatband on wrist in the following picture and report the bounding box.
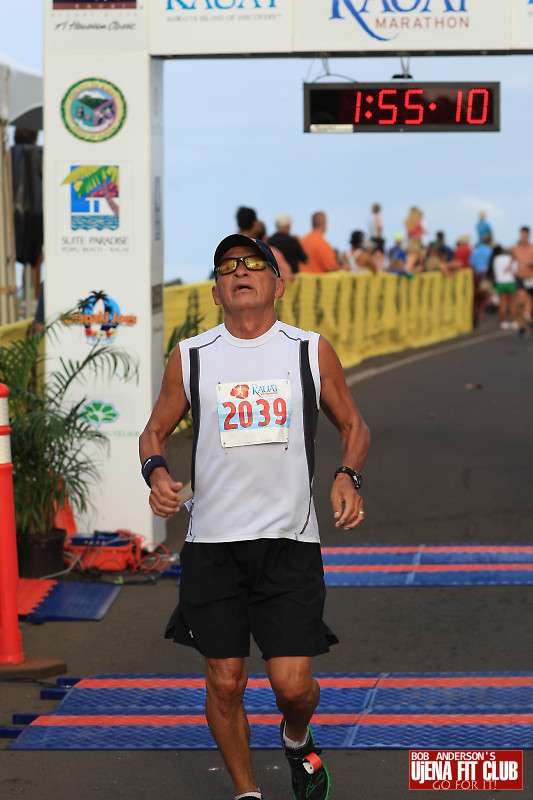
[141,455,169,487]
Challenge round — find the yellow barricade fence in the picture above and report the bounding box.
[0,272,473,371]
[0,319,33,349]
[164,270,473,369]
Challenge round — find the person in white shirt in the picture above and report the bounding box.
[139,234,370,800]
[342,230,379,274]
[490,245,518,330]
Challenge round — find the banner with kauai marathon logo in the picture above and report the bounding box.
[148,1,528,58]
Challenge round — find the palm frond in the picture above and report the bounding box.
[46,345,139,407]
[5,312,137,534]
[61,165,105,186]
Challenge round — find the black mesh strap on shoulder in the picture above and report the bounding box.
[189,347,200,493]
[300,339,319,485]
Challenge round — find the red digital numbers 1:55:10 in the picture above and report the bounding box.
[305,82,500,133]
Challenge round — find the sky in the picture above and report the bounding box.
[2,1,533,285]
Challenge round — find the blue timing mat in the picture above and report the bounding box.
[321,545,533,586]
[10,672,533,751]
[24,582,122,623]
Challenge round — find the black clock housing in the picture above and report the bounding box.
[304,82,500,133]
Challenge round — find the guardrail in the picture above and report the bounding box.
[0,272,473,368]
[164,271,473,368]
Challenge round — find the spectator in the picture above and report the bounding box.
[342,231,378,274]
[404,238,425,274]
[387,257,413,278]
[300,212,339,274]
[404,206,427,244]
[476,210,492,244]
[469,233,494,326]
[255,221,294,281]
[453,235,472,269]
[424,242,450,275]
[490,245,518,330]
[388,232,406,263]
[236,206,261,238]
[369,203,385,253]
[268,213,308,274]
[435,231,454,263]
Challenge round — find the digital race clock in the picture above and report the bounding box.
[304,82,500,133]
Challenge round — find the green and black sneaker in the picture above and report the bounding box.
[280,719,331,800]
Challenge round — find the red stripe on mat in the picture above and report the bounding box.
[77,678,209,689]
[321,546,533,554]
[17,579,57,616]
[358,714,533,726]
[75,677,380,690]
[32,713,533,728]
[75,675,533,690]
[324,563,533,573]
[378,676,533,688]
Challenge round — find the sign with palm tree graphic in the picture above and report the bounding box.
[57,163,131,255]
[62,165,119,231]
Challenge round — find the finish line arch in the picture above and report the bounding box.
[43,1,532,547]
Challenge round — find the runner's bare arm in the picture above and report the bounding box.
[139,346,191,518]
[318,337,371,530]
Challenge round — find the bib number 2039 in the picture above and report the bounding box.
[222,397,287,430]
[217,378,292,448]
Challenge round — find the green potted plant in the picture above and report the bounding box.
[0,315,138,578]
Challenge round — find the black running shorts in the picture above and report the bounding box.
[164,538,338,660]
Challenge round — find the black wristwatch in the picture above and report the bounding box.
[334,466,363,490]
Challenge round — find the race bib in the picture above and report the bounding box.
[216,378,292,448]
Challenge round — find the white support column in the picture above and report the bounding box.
[43,6,164,546]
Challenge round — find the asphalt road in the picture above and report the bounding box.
[2,319,532,799]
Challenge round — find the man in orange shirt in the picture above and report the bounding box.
[301,212,339,274]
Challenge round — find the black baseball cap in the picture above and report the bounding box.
[213,234,280,277]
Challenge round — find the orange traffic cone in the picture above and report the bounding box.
[0,384,66,678]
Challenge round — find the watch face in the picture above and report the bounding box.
[353,473,362,490]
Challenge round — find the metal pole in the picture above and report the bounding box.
[0,122,17,324]
[4,130,18,323]
[0,123,9,325]
[24,263,32,317]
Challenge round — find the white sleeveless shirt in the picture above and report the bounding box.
[179,320,321,543]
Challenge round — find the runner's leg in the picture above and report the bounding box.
[517,288,529,330]
[509,292,518,324]
[498,292,506,325]
[205,656,260,796]
[266,656,319,741]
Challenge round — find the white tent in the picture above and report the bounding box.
[0,53,43,325]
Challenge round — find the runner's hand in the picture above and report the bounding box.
[331,474,365,530]
[149,470,183,518]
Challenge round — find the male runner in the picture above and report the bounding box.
[139,234,370,800]
[512,226,533,335]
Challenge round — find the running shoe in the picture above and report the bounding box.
[280,719,331,800]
